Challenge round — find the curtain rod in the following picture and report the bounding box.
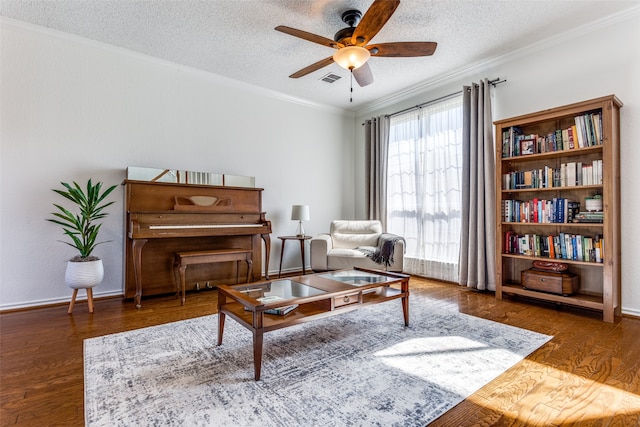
[385,78,507,119]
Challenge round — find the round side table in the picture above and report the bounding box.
[278,235,312,277]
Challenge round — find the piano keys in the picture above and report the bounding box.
[124,180,271,308]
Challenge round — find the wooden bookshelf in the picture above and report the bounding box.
[494,95,622,322]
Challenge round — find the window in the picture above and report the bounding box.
[387,96,463,282]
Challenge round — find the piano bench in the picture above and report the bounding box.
[173,249,253,305]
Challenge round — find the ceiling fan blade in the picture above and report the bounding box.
[353,63,374,87]
[275,26,343,49]
[351,0,400,46]
[368,42,437,57]
[289,56,335,78]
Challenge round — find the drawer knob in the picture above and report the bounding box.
[540,278,546,282]
[343,296,350,303]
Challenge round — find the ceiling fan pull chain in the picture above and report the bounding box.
[350,69,354,103]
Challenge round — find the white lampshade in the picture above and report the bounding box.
[291,205,310,221]
[332,46,370,70]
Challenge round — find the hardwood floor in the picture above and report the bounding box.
[1,276,639,426]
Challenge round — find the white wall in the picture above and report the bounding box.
[355,10,640,316]
[0,19,355,309]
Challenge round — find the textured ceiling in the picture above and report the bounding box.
[1,0,638,112]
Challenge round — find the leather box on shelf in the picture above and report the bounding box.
[521,269,579,296]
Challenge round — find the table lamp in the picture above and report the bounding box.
[291,205,310,237]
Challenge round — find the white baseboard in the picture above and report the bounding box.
[622,306,640,318]
[0,290,124,312]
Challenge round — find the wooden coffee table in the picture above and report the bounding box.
[216,268,410,380]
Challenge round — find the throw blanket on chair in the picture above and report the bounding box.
[357,234,405,267]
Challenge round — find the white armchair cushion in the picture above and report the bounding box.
[330,220,382,248]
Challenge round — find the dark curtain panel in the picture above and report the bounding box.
[459,79,496,290]
[364,116,390,228]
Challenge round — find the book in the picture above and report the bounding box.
[594,235,602,263]
[568,125,577,149]
[576,162,583,186]
[265,304,298,316]
[566,162,576,187]
[257,295,284,303]
[554,235,561,259]
[574,116,585,148]
[567,201,580,223]
[573,211,603,223]
[244,295,286,312]
[555,129,564,150]
[548,235,555,258]
[593,113,603,144]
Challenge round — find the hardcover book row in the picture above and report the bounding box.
[502,160,603,190]
[502,198,580,224]
[504,231,604,263]
[501,112,603,158]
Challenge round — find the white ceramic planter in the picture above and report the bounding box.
[65,259,104,289]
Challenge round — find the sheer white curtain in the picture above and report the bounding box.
[386,96,463,282]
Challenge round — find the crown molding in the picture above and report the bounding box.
[355,5,640,117]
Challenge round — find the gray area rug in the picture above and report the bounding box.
[84,290,551,426]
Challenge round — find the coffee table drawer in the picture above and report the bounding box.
[334,291,361,308]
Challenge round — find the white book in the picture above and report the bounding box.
[574,116,585,148]
[566,162,576,187]
[597,159,603,184]
[577,162,583,186]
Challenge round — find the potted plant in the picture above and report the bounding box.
[47,179,117,291]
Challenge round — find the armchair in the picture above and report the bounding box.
[310,220,404,272]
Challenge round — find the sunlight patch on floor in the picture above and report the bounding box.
[470,358,640,424]
[374,336,523,397]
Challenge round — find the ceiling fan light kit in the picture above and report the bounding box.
[333,46,371,70]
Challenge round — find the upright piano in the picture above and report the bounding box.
[124,180,271,308]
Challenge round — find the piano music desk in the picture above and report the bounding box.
[174,249,253,305]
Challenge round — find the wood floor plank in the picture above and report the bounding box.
[1,276,639,426]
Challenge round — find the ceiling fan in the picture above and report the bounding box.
[275,0,437,89]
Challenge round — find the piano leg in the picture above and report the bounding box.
[261,233,271,279]
[246,256,253,283]
[132,238,148,309]
[177,265,187,305]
